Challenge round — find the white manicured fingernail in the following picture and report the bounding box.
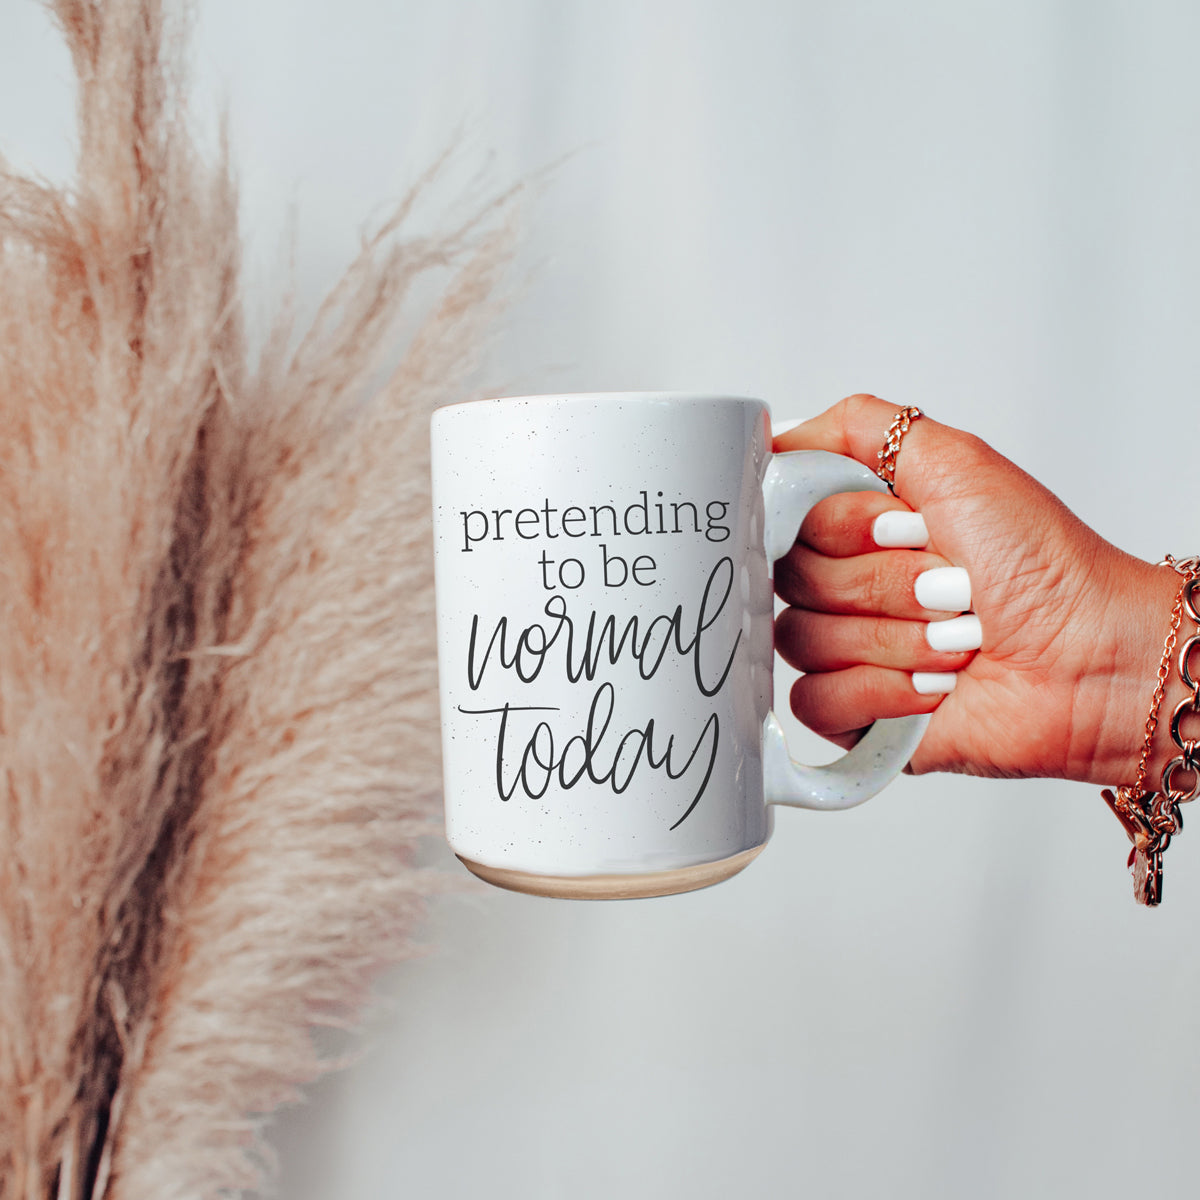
[913,672,957,695]
[872,510,929,548]
[914,566,972,612]
[926,614,983,653]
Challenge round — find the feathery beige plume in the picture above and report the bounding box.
[0,1,513,1196]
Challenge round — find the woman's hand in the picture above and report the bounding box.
[773,394,1177,785]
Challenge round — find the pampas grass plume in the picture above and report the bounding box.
[0,2,514,1195]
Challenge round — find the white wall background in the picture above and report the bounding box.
[5,2,1200,1197]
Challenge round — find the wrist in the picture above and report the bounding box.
[1080,554,1190,788]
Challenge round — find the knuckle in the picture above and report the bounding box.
[865,616,895,662]
[772,552,808,607]
[949,431,991,470]
[865,556,898,612]
[924,429,993,493]
[798,497,837,546]
[842,392,882,415]
[789,673,834,733]
[775,608,815,669]
[841,392,882,437]
[801,493,870,550]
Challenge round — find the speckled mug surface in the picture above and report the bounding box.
[430,394,928,899]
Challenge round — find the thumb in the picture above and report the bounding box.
[773,393,965,511]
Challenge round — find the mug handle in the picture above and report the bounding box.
[762,450,931,811]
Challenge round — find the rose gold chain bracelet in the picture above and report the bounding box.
[1102,554,1200,906]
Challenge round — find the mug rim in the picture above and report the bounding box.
[433,391,767,414]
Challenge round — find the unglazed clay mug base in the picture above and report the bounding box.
[431,394,928,900]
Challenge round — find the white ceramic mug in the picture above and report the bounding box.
[431,393,928,899]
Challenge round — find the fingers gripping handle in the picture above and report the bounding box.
[762,451,931,810]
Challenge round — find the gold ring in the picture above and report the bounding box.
[875,406,923,494]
